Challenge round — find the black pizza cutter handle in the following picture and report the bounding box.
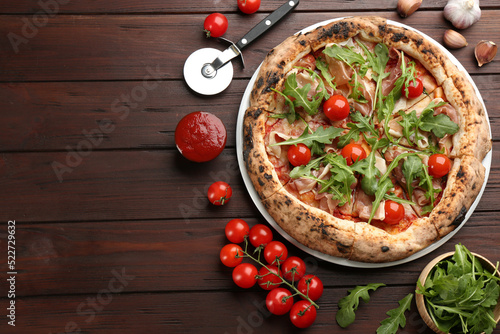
[235,0,300,51]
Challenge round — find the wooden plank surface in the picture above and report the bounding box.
[0,75,499,152]
[0,0,499,13]
[0,214,498,298]
[1,11,499,82]
[1,1,499,333]
[0,143,499,223]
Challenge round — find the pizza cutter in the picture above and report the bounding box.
[183,0,300,95]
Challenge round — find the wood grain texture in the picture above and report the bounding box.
[0,143,498,223]
[0,214,498,298]
[0,286,438,334]
[0,11,498,82]
[0,0,498,13]
[1,74,497,152]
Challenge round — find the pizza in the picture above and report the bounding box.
[242,16,491,263]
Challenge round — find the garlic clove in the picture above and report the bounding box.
[444,0,481,30]
[397,0,422,18]
[475,40,497,67]
[443,30,468,49]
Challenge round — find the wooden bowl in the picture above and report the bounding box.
[416,252,500,334]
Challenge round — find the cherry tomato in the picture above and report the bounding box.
[225,219,249,243]
[428,154,452,178]
[207,181,232,206]
[281,256,306,282]
[341,143,367,166]
[257,265,282,290]
[384,200,405,225]
[203,13,228,38]
[403,78,424,99]
[266,288,293,315]
[264,241,288,265]
[249,224,273,248]
[288,144,311,167]
[297,275,324,301]
[290,300,317,329]
[237,0,260,14]
[220,244,243,267]
[323,95,350,121]
[232,263,258,289]
[175,111,227,162]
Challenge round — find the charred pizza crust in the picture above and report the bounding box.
[243,16,490,262]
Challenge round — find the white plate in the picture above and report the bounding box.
[236,18,492,268]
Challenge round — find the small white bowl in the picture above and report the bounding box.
[416,252,500,334]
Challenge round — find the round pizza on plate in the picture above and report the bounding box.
[242,16,491,263]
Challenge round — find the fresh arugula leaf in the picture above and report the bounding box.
[270,125,343,156]
[402,155,423,198]
[324,154,357,205]
[348,68,369,103]
[376,293,413,334]
[282,72,323,116]
[383,193,415,206]
[316,58,336,90]
[420,112,460,138]
[337,111,378,148]
[289,156,325,179]
[367,177,393,224]
[323,44,367,69]
[336,283,386,328]
[351,138,388,196]
[416,244,500,334]
[358,42,390,112]
[271,88,297,123]
[420,164,440,215]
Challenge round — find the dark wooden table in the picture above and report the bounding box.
[0,1,499,333]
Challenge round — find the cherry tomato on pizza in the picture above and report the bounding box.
[264,241,288,265]
[207,181,232,206]
[323,94,350,121]
[220,244,243,267]
[225,219,249,243]
[249,224,273,247]
[297,275,323,301]
[288,144,311,167]
[290,300,317,328]
[266,288,294,315]
[237,0,260,14]
[203,13,228,38]
[384,200,405,225]
[428,154,452,178]
[403,78,424,99]
[257,265,282,290]
[232,263,258,289]
[341,143,367,166]
[281,256,306,282]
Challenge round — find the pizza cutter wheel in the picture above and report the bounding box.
[183,0,300,95]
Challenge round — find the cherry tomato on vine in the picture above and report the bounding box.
[232,263,258,289]
[203,13,228,38]
[297,275,324,301]
[341,143,367,166]
[220,244,243,267]
[403,78,424,99]
[266,288,293,315]
[249,224,273,247]
[225,219,249,243]
[281,256,306,282]
[384,200,405,225]
[323,94,350,121]
[288,143,311,167]
[237,0,260,14]
[428,154,452,178]
[257,265,282,290]
[264,241,288,265]
[207,181,232,206]
[290,300,317,328]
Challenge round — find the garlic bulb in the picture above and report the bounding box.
[444,0,481,30]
